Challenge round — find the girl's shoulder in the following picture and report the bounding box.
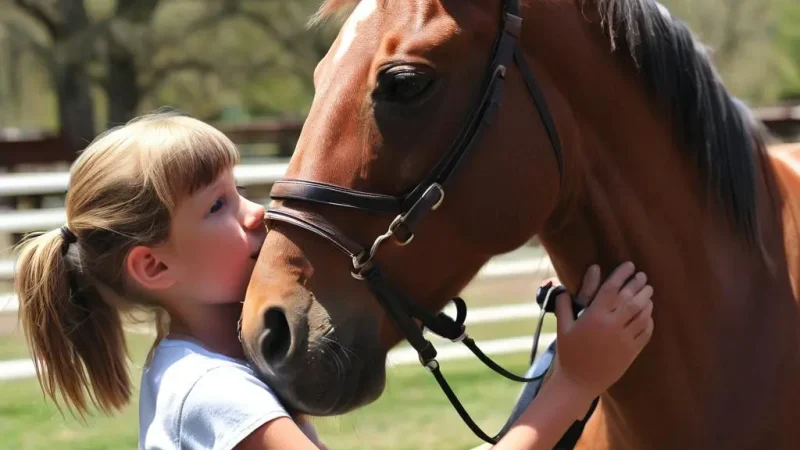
[138,338,290,450]
[145,337,255,382]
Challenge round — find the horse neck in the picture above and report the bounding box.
[535,137,800,446]
[519,2,762,308]
[519,0,790,335]
[522,2,800,441]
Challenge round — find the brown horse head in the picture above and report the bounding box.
[242,0,566,415]
[242,1,800,447]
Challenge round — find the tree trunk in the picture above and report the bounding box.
[55,64,95,152]
[53,0,95,152]
[106,43,140,128]
[104,0,161,128]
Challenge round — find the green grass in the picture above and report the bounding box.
[466,316,555,340]
[1,349,535,450]
[311,354,534,450]
[0,326,28,360]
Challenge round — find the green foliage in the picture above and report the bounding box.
[776,0,800,99]
[0,0,798,134]
[658,0,785,104]
[0,0,332,132]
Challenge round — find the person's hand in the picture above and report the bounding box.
[551,262,655,402]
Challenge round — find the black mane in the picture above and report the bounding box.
[593,0,767,244]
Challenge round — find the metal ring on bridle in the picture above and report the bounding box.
[352,228,395,272]
[388,214,415,246]
[428,184,446,211]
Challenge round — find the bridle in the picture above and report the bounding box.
[264,0,567,444]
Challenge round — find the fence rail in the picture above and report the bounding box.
[0,256,554,309]
[0,161,289,198]
[0,162,289,236]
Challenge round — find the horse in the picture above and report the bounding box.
[239,0,800,448]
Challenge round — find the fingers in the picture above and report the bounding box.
[577,265,601,306]
[555,292,576,334]
[618,271,648,306]
[617,284,653,325]
[633,313,654,342]
[624,291,654,346]
[594,262,636,310]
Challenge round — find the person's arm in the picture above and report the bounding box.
[492,261,654,450]
[235,417,325,450]
[490,372,595,450]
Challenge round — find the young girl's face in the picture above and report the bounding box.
[164,168,266,306]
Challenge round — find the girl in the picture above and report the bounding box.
[15,111,653,450]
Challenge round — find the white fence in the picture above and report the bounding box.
[0,162,290,233]
[0,256,554,313]
[0,162,291,280]
[0,162,290,197]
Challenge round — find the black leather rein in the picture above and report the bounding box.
[264,0,567,444]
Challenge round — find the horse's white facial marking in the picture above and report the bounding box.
[333,0,377,65]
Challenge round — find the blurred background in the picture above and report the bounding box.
[0,0,799,449]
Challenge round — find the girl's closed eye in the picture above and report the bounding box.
[210,197,226,214]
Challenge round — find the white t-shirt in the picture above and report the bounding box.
[138,337,304,450]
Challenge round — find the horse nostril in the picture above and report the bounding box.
[260,307,292,367]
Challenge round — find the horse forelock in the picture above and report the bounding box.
[310,0,361,26]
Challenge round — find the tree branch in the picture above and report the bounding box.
[148,4,240,53]
[715,0,751,67]
[237,10,312,61]
[13,0,59,40]
[138,3,256,91]
[1,20,55,70]
[235,57,314,89]
[141,60,216,95]
[58,0,163,66]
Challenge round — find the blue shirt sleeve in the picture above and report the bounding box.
[179,365,290,450]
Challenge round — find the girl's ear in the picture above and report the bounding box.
[125,245,176,291]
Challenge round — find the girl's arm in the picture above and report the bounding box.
[489,371,595,450]
[235,416,326,450]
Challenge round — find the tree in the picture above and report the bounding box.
[1,0,334,150]
[659,0,784,104]
[775,0,800,100]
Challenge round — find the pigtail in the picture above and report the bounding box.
[12,112,239,418]
[14,228,131,417]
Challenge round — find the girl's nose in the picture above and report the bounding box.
[242,199,266,230]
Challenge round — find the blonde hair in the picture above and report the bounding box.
[14,111,240,417]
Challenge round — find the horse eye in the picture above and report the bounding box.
[375,69,434,103]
